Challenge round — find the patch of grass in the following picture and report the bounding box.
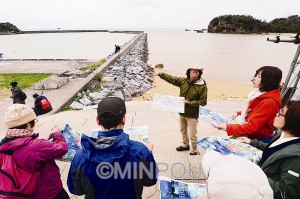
[0,73,52,89]
[92,73,104,82]
[63,106,81,111]
[79,59,106,71]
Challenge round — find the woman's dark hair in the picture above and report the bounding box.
[281,100,300,136]
[13,120,35,129]
[254,66,282,92]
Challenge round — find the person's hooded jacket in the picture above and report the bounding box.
[67,129,158,199]
[226,89,281,139]
[158,70,207,119]
[11,86,25,104]
[0,132,68,199]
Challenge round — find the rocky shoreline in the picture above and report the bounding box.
[68,34,153,110]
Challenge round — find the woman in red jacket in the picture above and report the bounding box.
[214,66,282,143]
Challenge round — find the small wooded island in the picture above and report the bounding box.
[0,22,21,34]
[208,15,300,34]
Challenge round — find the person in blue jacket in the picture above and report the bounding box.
[67,96,158,199]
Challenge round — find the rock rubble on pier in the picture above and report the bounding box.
[69,34,153,110]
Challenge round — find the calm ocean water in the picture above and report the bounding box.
[0,32,135,60]
[0,29,298,83]
[146,29,298,83]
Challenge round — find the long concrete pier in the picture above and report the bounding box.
[21,30,109,34]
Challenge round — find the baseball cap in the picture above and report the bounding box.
[97,96,126,128]
[10,82,18,87]
[32,93,39,98]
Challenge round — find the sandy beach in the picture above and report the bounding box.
[0,71,252,102]
[132,71,252,101]
[0,76,252,102]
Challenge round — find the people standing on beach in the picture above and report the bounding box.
[67,96,158,199]
[0,104,69,199]
[213,66,282,143]
[10,81,26,104]
[238,100,300,199]
[32,93,53,116]
[115,44,121,54]
[202,151,273,199]
[149,63,208,155]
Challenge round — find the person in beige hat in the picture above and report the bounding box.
[202,151,273,199]
[149,63,207,155]
[0,104,69,199]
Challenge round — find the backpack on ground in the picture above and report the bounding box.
[0,152,42,198]
[19,91,27,101]
[40,97,51,110]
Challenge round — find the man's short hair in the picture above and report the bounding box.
[97,96,126,129]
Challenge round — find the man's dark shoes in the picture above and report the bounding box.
[176,145,190,151]
[189,152,198,155]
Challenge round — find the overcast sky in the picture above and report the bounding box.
[0,0,299,30]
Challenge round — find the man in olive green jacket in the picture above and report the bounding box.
[150,63,207,155]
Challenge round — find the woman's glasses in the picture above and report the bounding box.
[276,109,285,117]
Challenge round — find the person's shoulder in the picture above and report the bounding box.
[128,140,146,148]
[72,148,85,163]
[260,98,280,106]
[29,137,51,146]
[194,79,206,86]
[128,140,150,155]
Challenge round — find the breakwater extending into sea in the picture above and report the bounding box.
[67,33,152,110]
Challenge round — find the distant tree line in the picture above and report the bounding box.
[0,22,21,34]
[208,15,300,34]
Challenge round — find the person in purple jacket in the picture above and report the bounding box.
[0,104,69,199]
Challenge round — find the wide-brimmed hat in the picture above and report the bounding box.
[188,63,203,71]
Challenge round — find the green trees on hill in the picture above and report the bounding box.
[208,15,300,34]
[269,16,300,33]
[0,22,21,34]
